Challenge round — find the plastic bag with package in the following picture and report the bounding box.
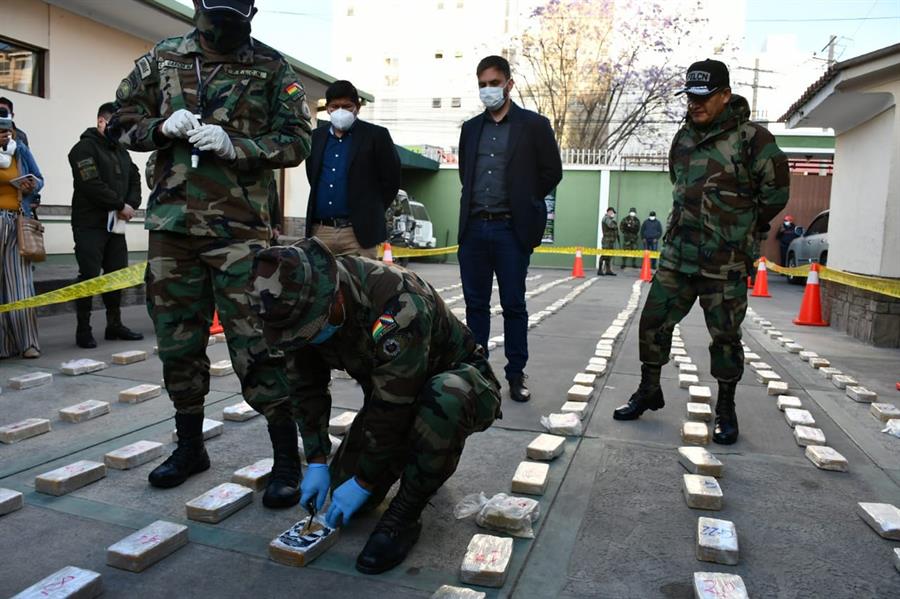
[540,412,583,436]
[454,492,541,538]
[881,419,900,439]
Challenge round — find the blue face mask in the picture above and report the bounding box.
[308,300,345,345]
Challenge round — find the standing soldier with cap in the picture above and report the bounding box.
[598,206,618,276]
[613,59,789,445]
[248,238,502,575]
[619,207,641,269]
[108,0,313,505]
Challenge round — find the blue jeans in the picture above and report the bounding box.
[643,238,659,268]
[458,218,530,381]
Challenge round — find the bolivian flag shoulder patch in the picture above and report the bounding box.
[372,313,398,343]
[284,81,304,101]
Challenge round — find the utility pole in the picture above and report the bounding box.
[824,35,837,66]
[737,61,776,120]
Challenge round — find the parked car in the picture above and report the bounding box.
[786,209,829,284]
[385,191,437,265]
[408,200,437,249]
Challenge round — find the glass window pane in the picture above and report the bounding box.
[0,37,43,97]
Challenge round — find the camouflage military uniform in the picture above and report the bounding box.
[109,30,313,421]
[620,213,641,268]
[640,95,789,382]
[599,213,619,274]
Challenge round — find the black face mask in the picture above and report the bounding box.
[195,11,251,53]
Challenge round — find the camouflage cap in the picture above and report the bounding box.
[247,237,338,349]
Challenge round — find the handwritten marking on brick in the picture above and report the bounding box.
[119,384,161,404]
[870,403,900,423]
[459,534,513,588]
[784,408,815,428]
[107,520,188,572]
[805,445,848,472]
[678,447,723,477]
[0,418,51,444]
[846,386,877,403]
[105,441,165,470]
[185,483,253,523]
[511,461,549,496]
[60,359,107,376]
[8,372,52,390]
[35,460,106,496]
[59,400,109,423]
[696,517,739,565]
[572,372,597,387]
[793,425,826,447]
[111,350,147,365]
[683,474,723,510]
[831,374,857,390]
[10,565,102,599]
[692,572,749,599]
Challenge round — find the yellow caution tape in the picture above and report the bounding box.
[761,259,900,299]
[533,246,660,259]
[0,263,146,314]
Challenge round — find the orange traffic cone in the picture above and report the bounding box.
[382,242,394,265]
[639,250,653,282]
[210,311,224,335]
[571,248,585,278]
[750,257,771,298]
[793,262,828,326]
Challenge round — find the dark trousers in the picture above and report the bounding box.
[458,218,530,380]
[73,227,128,321]
[643,238,659,268]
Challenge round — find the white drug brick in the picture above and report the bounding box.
[612,319,627,327]
[689,386,712,403]
[832,374,857,390]
[594,347,612,359]
[793,425,826,447]
[798,351,819,362]
[674,356,692,365]
[679,374,700,388]
[489,335,504,345]
[511,461,549,495]
[572,372,597,387]
[589,356,609,366]
[232,458,274,491]
[778,337,794,346]
[431,585,486,599]
[111,350,147,365]
[566,384,593,402]
[0,418,51,444]
[0,488,24,516]
[10,566,102,599]
[759,320,773,328]
[692,572,749,599]
[459,534,514,588]
[104,441,165,470]
[742,352,761,363]
[526,434,565,461]
[784,408,815,428]
[560,401,588,420]
[59,400,110,423]
[846,386,877,403]
[785,343,804,353]
[768,381,789,396]
[584,362,607,376]
[755,370,781,384]
[776,395,802,411]
[670,348,688,357]
[683,474,723,510]
[893,547,900,573]
[808,357,830,369]
[541,413,582,436]
[819,367,842,379]
[8,372,52,390]
[671,341,686,349]
[328,411,356,435]
[269,517,340,567]
[209,360,234,377]
[678,447,723,477]
[35,460,106,496]
[602,326,623,340]
[486,341,497,351]
[679,363,699,374]
[870,403,900,423]
[766,329,783,338]
[223,401,259,422]
[856,502,900,540]
[696,517,739,565]
[687,402,712,422]
[119,384,161,404]
[805,445,848,472]
[107,520,188,572]
[60,359,107,376]
[171,418,222,442]
[186,482,253,523]
[749,361,771,371]
[682,422,710,445]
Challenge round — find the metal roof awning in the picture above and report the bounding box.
[396,145,440,171]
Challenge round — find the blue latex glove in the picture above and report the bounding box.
[300,463,331,512]
[325,477,371,528]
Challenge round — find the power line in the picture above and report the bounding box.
[746,15,899,22]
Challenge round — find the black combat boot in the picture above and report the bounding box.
[613,365,664,420]
[105,308,144,341]
[508,374,531,403]
[148,413,210,488]
[75,309,97,349]
[713,382,739,444]
[262,424,302,508]
[355,483,430,575]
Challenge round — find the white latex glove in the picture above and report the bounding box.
[160,109,201,139]
[188,124,236,161]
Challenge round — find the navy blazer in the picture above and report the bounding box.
[457,102,562,250]
[305,119,401,248]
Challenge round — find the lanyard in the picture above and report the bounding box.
[193,57,224,118]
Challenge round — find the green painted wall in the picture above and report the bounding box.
[607,170,673,226]
[775,135,834,149]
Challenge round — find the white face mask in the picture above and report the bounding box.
[629,212,636,217]
[649,216,656,221]
[0,139,15,168]
[479,86,506,111]
[329,108,356,131]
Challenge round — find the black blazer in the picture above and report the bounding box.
[458,102,562,250]
[305,120,401,248]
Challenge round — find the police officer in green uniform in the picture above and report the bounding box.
[108,0,313,504]
[247,238,502,575]
[613,60,789,444]
[619,207,641,268]
[598,206,619,276]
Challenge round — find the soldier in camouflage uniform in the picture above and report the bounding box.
[619,207,641,268]
[598,206,619,276]
[108,0,313,503]
[247,238,502,575]
[614,60,789,445]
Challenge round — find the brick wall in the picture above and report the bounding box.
[822,280,900,347]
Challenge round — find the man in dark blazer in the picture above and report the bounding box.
[305,80,401,258]
[457,55,562,403]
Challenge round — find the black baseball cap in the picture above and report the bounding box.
[200,0,255,18]
[676,59,730,96]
